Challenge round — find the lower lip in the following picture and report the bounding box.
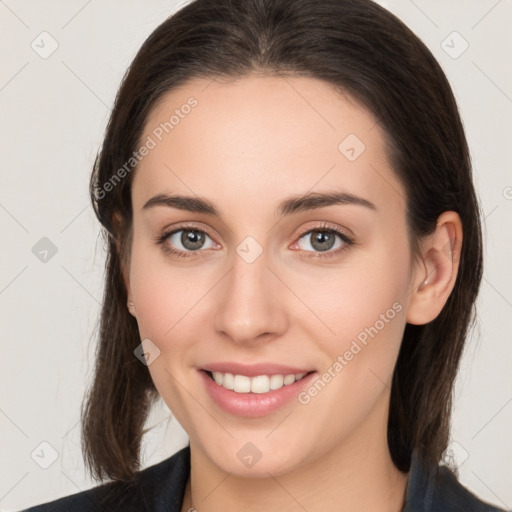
[199,370,317,417]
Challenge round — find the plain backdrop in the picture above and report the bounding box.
[0,1,511,510]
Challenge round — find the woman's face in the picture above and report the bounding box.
[127,75,419,476]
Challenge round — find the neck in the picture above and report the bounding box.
[182,393,409,512]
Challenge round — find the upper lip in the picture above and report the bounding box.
[201,362,314,377]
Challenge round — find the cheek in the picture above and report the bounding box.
[292,254,410,440]
[130,258,172,340]
[128,237,203,339]
[127,237,222,397]
[304,248,410,347]
[294,241,412,406]
[128,240,197,414]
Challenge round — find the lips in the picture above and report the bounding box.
[197,361,317,416]
[201,362,314,393]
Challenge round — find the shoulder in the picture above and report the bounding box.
[20,445,190,512]
[404,450,508,512]
[431,465,508,512]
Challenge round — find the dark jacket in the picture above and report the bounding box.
[20,445,508,512]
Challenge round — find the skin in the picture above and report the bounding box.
[124,74,462,512]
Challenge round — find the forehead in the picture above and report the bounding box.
[132,74,405,216]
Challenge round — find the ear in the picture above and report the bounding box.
[111,211,137,318]
[406,211,462,325]
[125,269,137,318]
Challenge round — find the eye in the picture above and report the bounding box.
[156,225,218,258]
[293,223,354,258]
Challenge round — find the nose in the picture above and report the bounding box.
[212,244,289,345]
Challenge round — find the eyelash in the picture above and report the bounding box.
[154,222,355,260]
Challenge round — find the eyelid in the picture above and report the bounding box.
[294,221,354,242]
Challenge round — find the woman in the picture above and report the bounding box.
[22,0,507,510]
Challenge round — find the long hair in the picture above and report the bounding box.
[82,0,483,482]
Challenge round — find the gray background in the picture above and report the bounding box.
[0,0,511,510]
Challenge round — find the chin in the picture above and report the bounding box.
[195,434,310,478]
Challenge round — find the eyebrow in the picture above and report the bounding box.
[142,191,376,218]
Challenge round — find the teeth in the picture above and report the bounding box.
[210,371,307,394]
[250,375,269,394]
[234,374,251,393]
[283,374,296,385]
[269,374,284,390]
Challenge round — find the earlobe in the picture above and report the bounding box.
[127,299,136,317]
[126,272,137,318]
[406,211,462,325]
[125,272,136,318]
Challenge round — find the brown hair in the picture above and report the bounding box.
[82,0,483,482]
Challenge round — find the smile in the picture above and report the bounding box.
[199,365,317,417]
[207,370,309,394]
